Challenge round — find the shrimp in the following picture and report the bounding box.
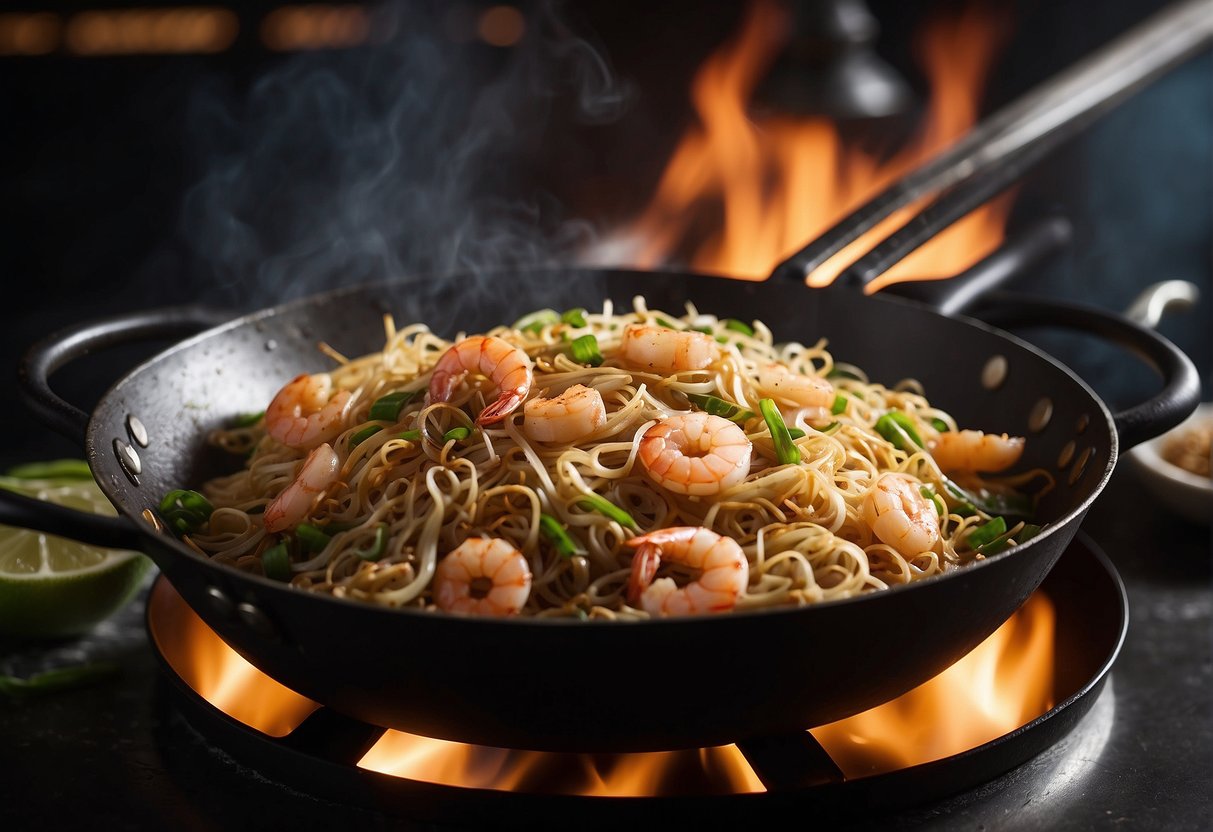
[263,443,340,533]
[523,384,607,444]
[638,412,752,497]
[625,527,748,617]
[862,472,940,557]
[757,364,834,418]
[930,429,1025,473]
[620,324,717,373]
[429,335,533,426]
[432,537,532,616]
[265,373,353,450]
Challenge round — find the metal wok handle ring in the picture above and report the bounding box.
[19,305,231,444]
[973,292,1201,450]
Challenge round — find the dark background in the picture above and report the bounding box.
[0,0,1209,467]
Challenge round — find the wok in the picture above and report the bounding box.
[0,223,1199,752]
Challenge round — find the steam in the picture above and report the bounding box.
[179,1,629,311]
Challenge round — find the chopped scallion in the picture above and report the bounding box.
[941,477,1034,519]
[760,398,800,465]
[1017,523,1044,543]
[295,523,331,553]
[353,524,389,561]
[966,517,1008,550]
[723,319,755,336]
[874,411,924,451]
[513,309,559,333]
[819,421,841,435]
[349,425,383,449]
[442,426,471,443]
[831,395,847,415]
[369,390,417,422]
[686,392,754,423]
[261,543,291,581]
[159,489,214,535]
[561,308,588,328]
[692,325,714,335]
[539,514,581,557]
[930,417,950,433]
[655,317,682,330]
[5,459,94,480]
[232,410,265,428]
[570,334,604,367]
[787,427,806,440]
[826,367,861,381]
[397,429,422,441]
[577,493,638,531]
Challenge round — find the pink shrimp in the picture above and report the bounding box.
[265,373,353,450]
[433,537,533,616]
[638,413,752,497]
[429,335,533,426]
[862,472,940,557]
[930,429,1025,473]
[263,443,340,533]
[625,527,749,617]
[619,324,718,373]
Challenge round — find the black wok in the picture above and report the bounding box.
[0,226,1198,752]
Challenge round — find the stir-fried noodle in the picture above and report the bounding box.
[180,298,1048,619]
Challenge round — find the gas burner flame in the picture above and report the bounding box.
[148,581,1054,796]
[596,0,1013,291]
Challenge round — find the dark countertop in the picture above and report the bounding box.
[1,459,1210,830]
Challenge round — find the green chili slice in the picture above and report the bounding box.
[5,459,94,480]
[261,542,292,581]
[159,489,214,535]
[353,524,389,562]
[685,392,754,423]
[577,493,638,531]
[760,398,800,465]
[831,395,847,415]
[514,309,559,333]
[442,427,471,443]
[369,390,417,422]
[570,334,604,367]
[1017,523,1044,543]
[349,425,383,449]
[787,427,806,440]
[561,308,588,328]
[874,411,924,451]
[723,318,755,336]
[930,417,950,433]
[941,477,1034,519]
[539,514,581,557]
[295,523,331,553]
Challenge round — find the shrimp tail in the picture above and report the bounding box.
[477,389,527,425]
[627,542,661,606]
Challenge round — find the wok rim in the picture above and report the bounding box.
[87,268,1120,628]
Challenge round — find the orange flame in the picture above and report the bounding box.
[607,0,1013,291]
[149,578,1054,794]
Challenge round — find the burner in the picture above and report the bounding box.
[146,533,1125,825]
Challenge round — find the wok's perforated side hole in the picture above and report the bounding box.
[1029,398,1053,433]
[1058,440,1076,469]
[1069,447,1094,485]
[141,508,163,533]
[1076,414,1090,434]
[126,414,149,448]
[982,356,1008,390]
[114,438,141,486]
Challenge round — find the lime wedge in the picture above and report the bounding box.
[0,472,151,639]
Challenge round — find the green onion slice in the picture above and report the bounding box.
[539,514,582,557]
[723,319,755,336]
[577,493,638,531]
[760,398,801,465]
[232,410,265,428]
[261,543,292,581]
[819,421,841,435]
[874,411,924,451]
[655,317,683,330]
[561,308,588,328]
[692,325,714,335]
[442,427,471,443]
[685,392,754,423]
[397,429,422,441]
[353,524,389,562]
[159,489,214,535]
[369,390,417,422]
[826,367,861,381]
[349,425,383,449]
[941,477,1034,519]
[787,427,806,440]
[966,516,1008,550]
[831,395,847,415]
[930,417,950,433]
[514,309,559,333]
[1017,523,1044,544]
[5,459,94,480]
[570,334,604,367]
[295,523,331,553]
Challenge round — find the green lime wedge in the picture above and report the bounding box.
[0,471,151,639]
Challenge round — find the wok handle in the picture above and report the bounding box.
[19,306,231,444]
[974,292,1201,450]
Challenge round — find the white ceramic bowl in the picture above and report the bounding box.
[1128,402,1213,525]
